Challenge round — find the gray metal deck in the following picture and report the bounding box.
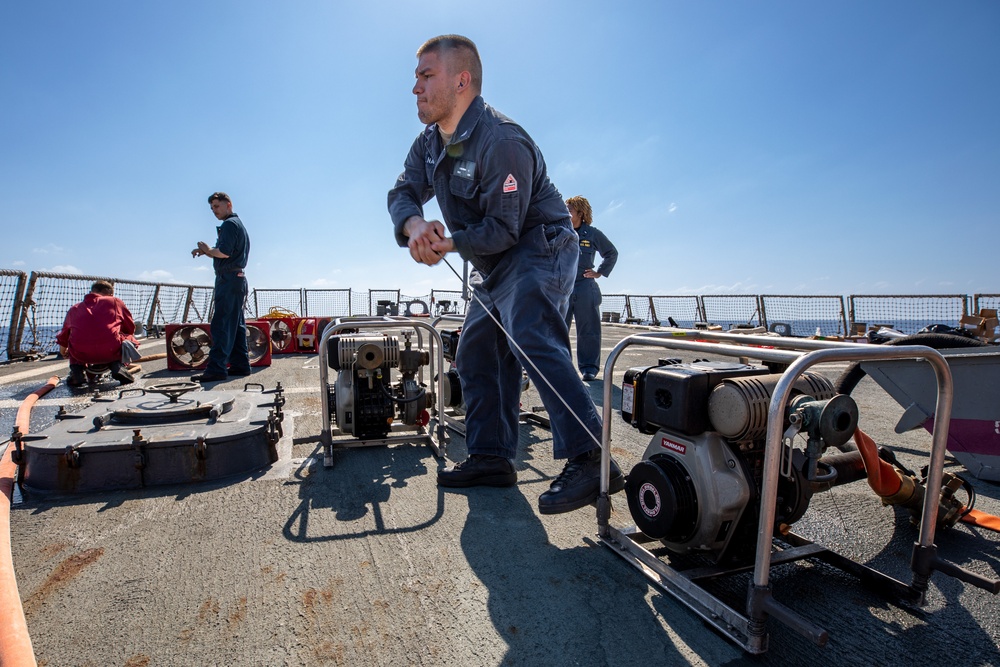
[2,325,998,666]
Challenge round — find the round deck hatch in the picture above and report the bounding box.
[105,382,235,424]
[108,394,235,423]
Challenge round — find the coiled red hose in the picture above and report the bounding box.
[0,375,58,666]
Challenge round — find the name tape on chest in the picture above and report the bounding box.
[453,160,476,179]
[503,174,518,193]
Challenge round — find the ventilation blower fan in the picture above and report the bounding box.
[166,323,213,370]
[268,317,297,354]
[245,320,273,367]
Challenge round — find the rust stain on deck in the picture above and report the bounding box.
[23,547,104,615]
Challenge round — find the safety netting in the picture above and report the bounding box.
[368,289,402,317]
[187,288,215,324]
[0,270,27,362]
[760,295,848,337]
[2,264,995,361]
[624,295,657,324]
[251,289,304,319]
[601,294,628,323]
[429,290,468,317]
[648,296,702,328]
[152,286,194,325]
[848,294,968,335]
[303,289,353,318]
[701,295,764,329]
[7,272,213,358]
[974,293,1000,313]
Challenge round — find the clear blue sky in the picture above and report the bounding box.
[1,1,997,297]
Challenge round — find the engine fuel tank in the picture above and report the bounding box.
[622,360,769,435]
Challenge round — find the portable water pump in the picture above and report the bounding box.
[621,359,863,563]
[327,331,431,439]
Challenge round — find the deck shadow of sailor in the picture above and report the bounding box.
[754,500,1000,664]
[583,379,623,414]
[457,487,734,664]
[869,508,1000,664]
[282,444,443,542]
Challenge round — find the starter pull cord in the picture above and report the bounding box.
[438,254,602,451]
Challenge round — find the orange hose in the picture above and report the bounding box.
[857,427,1000,533]
[0,376,56,667]
[854,427,902,497]
[961,509,1000,532]
[15,376,58,436]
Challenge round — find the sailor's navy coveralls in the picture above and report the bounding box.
[206,214,251,378]
[566,225,618,376]
[388,95,602,460]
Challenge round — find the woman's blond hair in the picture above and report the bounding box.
[565,196,593,225]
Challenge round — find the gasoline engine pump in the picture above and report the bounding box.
[437,328,464,414]
[327,331,432,439]
[621,359,866,564]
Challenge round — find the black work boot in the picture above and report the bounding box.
[109,361,134,385]
[66,364,86,387]
[538,448,625,515]
[437,454,517,488]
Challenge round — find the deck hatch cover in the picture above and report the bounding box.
[107,392,236,424]
[18,383,283,494]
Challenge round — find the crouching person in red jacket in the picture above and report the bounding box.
[56,280,139,386]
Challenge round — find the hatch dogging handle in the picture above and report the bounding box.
[143,381,202,402]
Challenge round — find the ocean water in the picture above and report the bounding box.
[626,317,962,339]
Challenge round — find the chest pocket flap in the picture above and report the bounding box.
[449,174,479,200]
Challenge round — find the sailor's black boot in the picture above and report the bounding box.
[66,364,86,387]
[437,454,517,488]
[110,361,134,385]
[538,448,625,515]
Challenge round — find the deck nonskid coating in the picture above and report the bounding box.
[3,324,999,666]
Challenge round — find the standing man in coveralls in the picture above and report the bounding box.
[564,195,618,382]
[191,192,251,383]
[387,35,624,514]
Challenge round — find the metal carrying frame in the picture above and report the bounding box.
[594,330,1000,654]
[318,316,448,467]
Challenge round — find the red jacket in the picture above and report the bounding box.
[56,293,138,365]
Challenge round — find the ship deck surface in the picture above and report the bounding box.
[2,324,998,666]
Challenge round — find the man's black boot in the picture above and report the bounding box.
[66,364,86,387]
[438,454,517,488]
[110,361,134,385]
[538,447,625,515]
[192,372,227,383]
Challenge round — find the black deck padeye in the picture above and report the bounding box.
[11,381,284,494]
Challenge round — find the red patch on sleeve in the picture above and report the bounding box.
[503,174,517,193]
